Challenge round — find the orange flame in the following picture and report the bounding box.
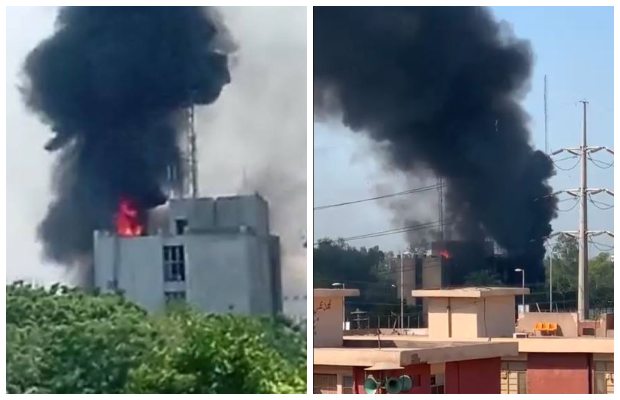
[439,250,451,259]
[116,198,144,236]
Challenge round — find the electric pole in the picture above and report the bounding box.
[550,101,614,321]
[578,101,588,321]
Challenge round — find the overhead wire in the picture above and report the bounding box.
[314,183,441,210]
[587,154,613,169]
[587,193,614,210]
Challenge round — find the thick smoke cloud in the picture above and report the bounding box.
[23,7,232,266]
[315,7,557,282]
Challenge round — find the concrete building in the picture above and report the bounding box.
[313,287,614,394]
[313,288,519,394]
[93,193,282,316]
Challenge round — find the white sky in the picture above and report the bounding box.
[6,7,308,301]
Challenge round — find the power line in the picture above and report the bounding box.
[557,198,579,212]
[314,183,440,210]
[553,157,580,171]
[588,194,613,210]
[339,220,445,242]
[587,154,613,169]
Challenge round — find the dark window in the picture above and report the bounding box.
[175,219,188,235]
[593,361,613,394]
[342,375,354,394]
[313,374,337,394]
[163,245,185,282]
[430,374,445,394]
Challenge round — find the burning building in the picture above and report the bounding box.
[315,7,558,284]
[93,193,282,315]
[21,7,285,316]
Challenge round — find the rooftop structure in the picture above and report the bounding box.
[93,193,282,316]
[313,286,614,394]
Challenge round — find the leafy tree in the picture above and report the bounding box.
[589,252,614,309]
[544,235,614,311]
[6,282,306,394]
[464,269,502,286]
[314,239,412,320]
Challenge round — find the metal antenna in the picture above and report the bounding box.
[187,104,198,198]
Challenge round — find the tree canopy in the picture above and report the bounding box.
[6,283,306,394]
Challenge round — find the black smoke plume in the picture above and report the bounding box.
[23,7,232,266]
[315,7,557,282]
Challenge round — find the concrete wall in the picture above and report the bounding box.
[214,195,269,235]
[428,298,478,339]
[526,353,590,393]
[185,233,253,314]
[445,357,501,394]
[94,229,279,316]
[94,233,166,312]
[352,364,431,394]
[428,298,451,338]
[517,312,579,337]
[477,296,516,337]
[450,298,479,338]
[426,295,518,339]
[314,295,344,347]
[168,197,216,233]
[387,255,417,305]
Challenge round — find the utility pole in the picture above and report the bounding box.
[400,252,404,330]
[578,101,588,320]
[438,176,445,241]
[550,101,614,321]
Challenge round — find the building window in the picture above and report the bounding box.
[163,245,185,282]
[593,361,614,394]
[165,291,186,303]
[431,374,445,394]
[342,375,354,394]
[501,361,527,394]
[313,374,337,394]
[175,219,188,235]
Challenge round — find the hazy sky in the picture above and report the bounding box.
[314,6,614,255]
[6,7,307,303]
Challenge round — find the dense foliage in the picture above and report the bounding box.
[315,236,614,318]
[314,239,415,320]
[6,283,306,394]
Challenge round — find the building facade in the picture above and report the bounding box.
[93,193,282,316]
[314,287,614,394]
[313,288,519,394]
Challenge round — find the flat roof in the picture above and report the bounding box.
[314,341,518,367]
[411,287,530,298]
[344,335,614,354]
[314,288,360,298]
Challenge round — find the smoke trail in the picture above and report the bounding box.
[22,7,232,266]
[314,7,557,282]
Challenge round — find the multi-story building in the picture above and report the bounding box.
[93,193,282,316]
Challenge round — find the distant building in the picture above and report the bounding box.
[93,193,282,316]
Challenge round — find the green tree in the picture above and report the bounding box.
[464,269,502,286]
[6,282,306,394]
[545,235,614,311]
[589,252,614,309]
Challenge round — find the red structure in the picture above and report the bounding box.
[445,358,501,394]
[527,353,590,394]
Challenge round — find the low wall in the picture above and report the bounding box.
[517,312,578,337]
